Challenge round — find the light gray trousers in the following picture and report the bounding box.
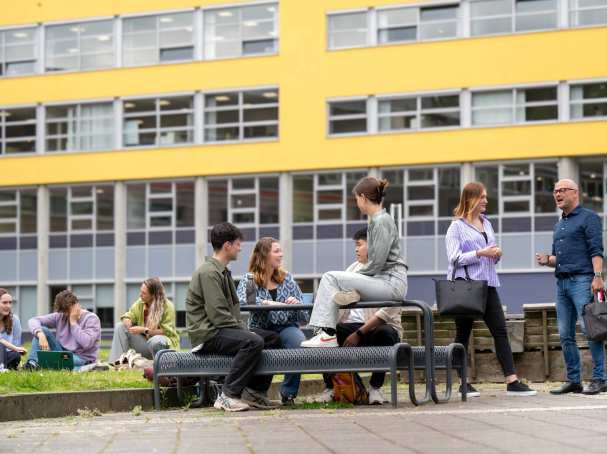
[308,271,407,329]
[109,323,170,362]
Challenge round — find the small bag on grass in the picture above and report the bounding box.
[331,372,368,404]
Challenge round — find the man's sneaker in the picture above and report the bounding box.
[459,383,480,398]
[368,386,385,405]
[281,394,296,406]
[333,290,361,307]
[213,392,249,412]
[318,388,334,403]
[23,359,40,371]
[301,330,338,348]
[582,379,607,395]
[550,382,583,395]
[506,380,537,396]
[241,387,278,409]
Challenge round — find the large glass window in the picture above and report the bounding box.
[328,100,368,135]
[328,12,369,49]
[204,89,278,142]
[0,107,36,154]
[45,103,114,152]
[516,0,558,31]
[570,82,607,119]
[378,93,460,132]
[127,181,194,231]
[0,189,37,235]
[123,12,194,67]
[470,0,558,35]
[579,161,604,213]
[377,8,417,44]
[46,20,114,72]
[471,86,557,125]
[570,0,607,27]
[419,5,459,40]
[204,4,278,59]
[49,185,114,232]
[0,27,37,76]
[123,96,194,147]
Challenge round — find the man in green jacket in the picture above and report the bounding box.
[186,222,280,412]
[109,277,179,363]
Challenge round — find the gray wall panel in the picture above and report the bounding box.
[406,237,436,273]
[500,234,532,269]
[49,250,68,281]
[0,251,17,281]
[292,241,315,274]
[316,240,344,273]
[148,246,173,278]
[126,247,146,279]
[96,247,115,279]
[70,249,94,280]
[19,250,37,281]
[175,245,196,277]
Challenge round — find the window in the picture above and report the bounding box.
[472,86,557,125]
[579,161,604,213]
[123,12,194,67]
[570,82,607,119]
[535,162,558,213]
[46,20,114,72]
[204,89,278,142]
[49,185,114,232]
[470,0,513,35]
[378,93,460,132]
[0,27,37,76]
[419,5,459,40]
[204,4,278,59]
[46,103,114,152]
[293,175,314,223]
[328,12,369,49]
[328,100,367,135]
[0,107,36,154]
[515,0,558,31]
[377,8,417,44]
[123,96,194,147]
[570,0,607,27]
[127,181,194,231]
[0,189,37,235]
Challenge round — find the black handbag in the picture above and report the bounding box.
[434,261,488,317]
[583,291,607,342]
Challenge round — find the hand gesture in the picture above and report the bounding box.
[15,346,27,355]
[128,326,146,335]
[478,246,501,259]
[343,332,361,347]
[284,297,300,305]
[69,304,81,324]
[37,332,49,351]
[535,253,550,266]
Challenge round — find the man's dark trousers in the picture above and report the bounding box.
[201,327,280,398]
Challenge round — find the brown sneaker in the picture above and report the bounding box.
[333,290,361,307]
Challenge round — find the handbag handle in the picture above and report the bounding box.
[451,259,471,281]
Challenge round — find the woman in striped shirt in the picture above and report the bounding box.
[446,182,536,397]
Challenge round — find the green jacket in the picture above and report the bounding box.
[120,298,179,349]
[186,257,243,347]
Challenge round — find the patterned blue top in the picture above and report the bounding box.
[236,272,309,329]
[0,314,22,347]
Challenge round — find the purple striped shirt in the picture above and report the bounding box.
[445,216,500,288]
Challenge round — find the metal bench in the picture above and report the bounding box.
[152,299,467,409]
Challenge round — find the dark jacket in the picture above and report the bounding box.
[186,257,243,347]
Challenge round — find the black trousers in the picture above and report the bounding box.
[323,322,400,390]
[0,344,21,370]
[454,286,516,377]
[201,327,280,399]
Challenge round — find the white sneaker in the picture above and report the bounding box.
[368,386,385,405]
[301,330,338,348]
[213,392,250,412]
[333,290,361,307]
[319,388,334,403]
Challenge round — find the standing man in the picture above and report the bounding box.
[536,179,605,395]
[186,222,279,412]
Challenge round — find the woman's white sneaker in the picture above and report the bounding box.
[368,386,385,405]
[301,330,338,348]
[213,392,250,412]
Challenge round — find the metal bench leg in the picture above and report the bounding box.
[392,343,413,408]
[432,343,467,404]
[152,349,174,411]
[402,301,434,405]
[176,376,183,403]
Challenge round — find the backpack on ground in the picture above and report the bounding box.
[331,372,368,404]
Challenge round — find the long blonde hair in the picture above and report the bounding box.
[453,182,486,220]
[248,237,286,287]
[143,278,166,330]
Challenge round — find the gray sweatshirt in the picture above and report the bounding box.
[358,209,407,277]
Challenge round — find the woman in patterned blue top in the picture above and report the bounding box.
[236,237,309,404]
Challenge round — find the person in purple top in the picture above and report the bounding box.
[446,182,536,397]
[25,290,101,370]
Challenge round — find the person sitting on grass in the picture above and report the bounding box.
[0,288,26,370]
[109,277,179,363]
[25,290,101,370]
[319,228,403,405]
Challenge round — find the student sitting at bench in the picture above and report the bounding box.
[25,290,101,370]
[109,277,179,363]
[0,288,26,370]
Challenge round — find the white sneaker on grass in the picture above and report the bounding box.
[368,386,385,405]
[333,290,361,307]
[319,388,334,403]
[213,392,250,412]
[300,330,338,348]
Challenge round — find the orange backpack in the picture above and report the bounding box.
[332,372,368,404]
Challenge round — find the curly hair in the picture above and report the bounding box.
[142,277,167,331]
[248,237,286,287]
[53,290,79,317]
[0,288,13,335]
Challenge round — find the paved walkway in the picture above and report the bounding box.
[2,384,607,453]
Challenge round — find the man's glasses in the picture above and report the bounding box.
[553,188,576,195]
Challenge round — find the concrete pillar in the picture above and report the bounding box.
[461,162,475,188]
[279,173,293,271]
[36,185,49,315]
[558,157,578,182]
[195,177,208,266]
[113,181,127,321]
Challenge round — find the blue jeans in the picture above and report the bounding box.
[556,275,606,382]
[268,324,306,398]
[28,327,88,370]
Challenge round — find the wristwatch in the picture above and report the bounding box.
[355,329,364,338]
[144,328,150,336]
[595,272,604,279]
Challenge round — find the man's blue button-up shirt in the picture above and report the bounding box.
[552,205,603,278]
